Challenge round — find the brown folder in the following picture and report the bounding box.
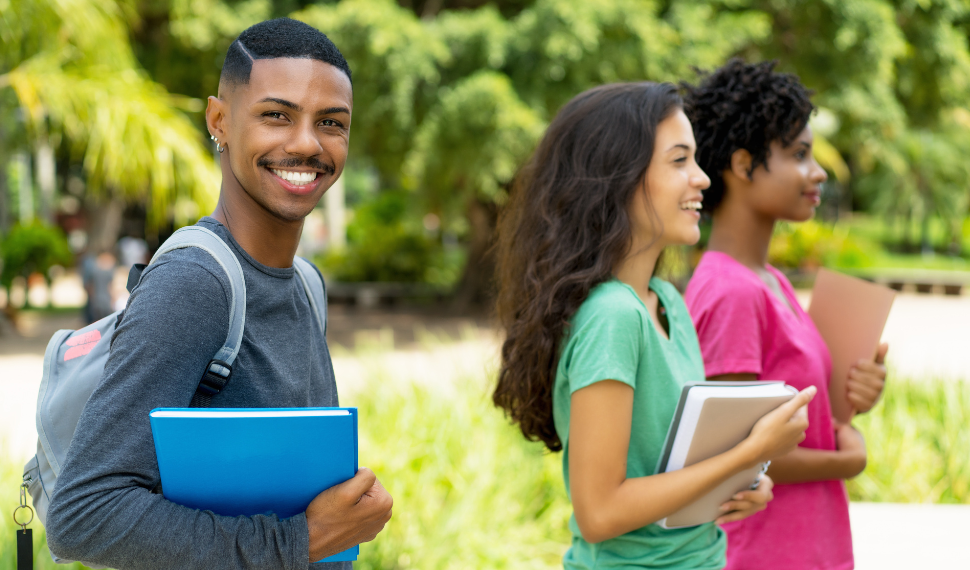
[807,268,895,424]
[658,382,796,529]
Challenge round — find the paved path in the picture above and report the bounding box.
[850,502,970,569]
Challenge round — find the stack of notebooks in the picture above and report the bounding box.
[656,381,795,529]
[150,407,359,563]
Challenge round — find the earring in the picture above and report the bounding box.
[211,135,225,153]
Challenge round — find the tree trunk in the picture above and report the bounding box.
[450,196,498,311]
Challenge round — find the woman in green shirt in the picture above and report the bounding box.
[493,82,817,569]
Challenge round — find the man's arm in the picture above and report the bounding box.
[46,256,312,569]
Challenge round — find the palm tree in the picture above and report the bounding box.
[0,0,219,248]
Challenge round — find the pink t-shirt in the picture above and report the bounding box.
[685,251,853,570]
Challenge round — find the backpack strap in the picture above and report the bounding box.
[149,226,247,407]
[293,257,328,336]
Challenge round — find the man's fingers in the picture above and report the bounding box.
[340,467,377,502]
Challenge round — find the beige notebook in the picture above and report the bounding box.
[807,268,895,424]
[657,381,796,529]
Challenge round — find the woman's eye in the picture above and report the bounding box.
[264,112,285,120]
[321,119,341,128]
[674,156,688,163]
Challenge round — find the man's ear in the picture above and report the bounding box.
[729,148,754,181]
[205,95,228,141]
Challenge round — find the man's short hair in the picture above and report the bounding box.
[220,18,352,90]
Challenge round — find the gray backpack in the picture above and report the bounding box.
[22,226,327,562]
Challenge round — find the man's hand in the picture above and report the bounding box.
[847,342,888,414]
[306,467,393,562]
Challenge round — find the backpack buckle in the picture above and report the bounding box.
[198,359,232,396]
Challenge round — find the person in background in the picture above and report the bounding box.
[493,81,816,570]
[683,58,888,570]
[81,249,117,323]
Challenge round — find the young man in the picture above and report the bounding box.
[46,18,392,569]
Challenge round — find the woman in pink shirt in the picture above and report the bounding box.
[682,59,889,570]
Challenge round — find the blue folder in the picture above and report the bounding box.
[149,407,359,563]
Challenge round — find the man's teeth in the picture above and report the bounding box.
[271,169,318,186]
[680,201,702,211]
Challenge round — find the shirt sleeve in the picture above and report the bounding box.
[687,279,766,378]
[45,255,312,570]
[560,294,645,393]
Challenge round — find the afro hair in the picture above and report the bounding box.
[682,59,814,214]
[220,18,351,90]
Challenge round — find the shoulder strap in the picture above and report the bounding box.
[150,226,247,406]
[293,257,328,336]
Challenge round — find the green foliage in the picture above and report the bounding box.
[1,373,968,568]
[351,377,570,569]
[848,379,970,504]
[0,221,72,289]
[320,191,438,283]
[0,0,219,229]
[768,220,875,271]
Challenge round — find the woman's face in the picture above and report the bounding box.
[745,125,828,222]
[628,109,711,249]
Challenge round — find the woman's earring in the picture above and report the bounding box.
[211,135,225,153]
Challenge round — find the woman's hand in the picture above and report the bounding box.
[834,422,867,478]
[740,386,816,467]
[715,474,774,525]
[847,343,888,414]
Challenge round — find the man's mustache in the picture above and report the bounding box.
[257,156,335,175]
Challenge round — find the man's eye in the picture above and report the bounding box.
[264,112,285,120]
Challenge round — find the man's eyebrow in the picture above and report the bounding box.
[257,97,301,111]
[319,106,351,116]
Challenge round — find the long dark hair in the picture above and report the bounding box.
[493,82,683,451]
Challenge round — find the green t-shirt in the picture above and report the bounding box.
[553,278,726,570]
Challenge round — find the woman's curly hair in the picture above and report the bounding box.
[493,82,682,452]
[682,58,815,214]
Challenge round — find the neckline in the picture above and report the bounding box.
[705,250,803,322]
[198,217,296,279]
[612,277,675,343]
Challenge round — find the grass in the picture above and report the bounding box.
[847,378,970,504]
[1,369,967,569]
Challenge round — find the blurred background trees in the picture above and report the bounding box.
[2,0,969,308]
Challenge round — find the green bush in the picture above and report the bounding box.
[768,220,876,271]
[0,221,73,295]
[847,378,970,504]
[320,191,444,284]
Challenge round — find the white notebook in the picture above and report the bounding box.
[656,381,796,529]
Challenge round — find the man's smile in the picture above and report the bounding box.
[270,168,320,186]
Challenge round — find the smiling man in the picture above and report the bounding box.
[46,19,392,570]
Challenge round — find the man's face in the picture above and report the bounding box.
[212,58,353,223]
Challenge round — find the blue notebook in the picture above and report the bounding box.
[149,407,359,563]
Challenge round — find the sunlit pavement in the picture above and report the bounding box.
[850,502,970,569]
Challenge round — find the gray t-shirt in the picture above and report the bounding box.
[47,218,350,570]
